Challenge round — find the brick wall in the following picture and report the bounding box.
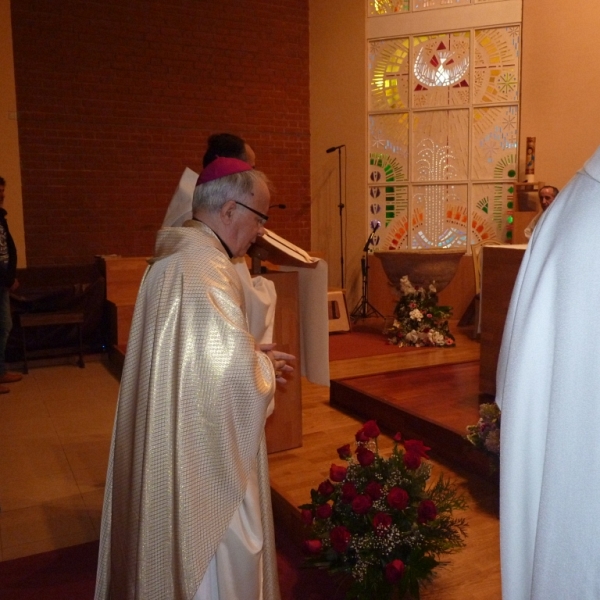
[11,0,310,266]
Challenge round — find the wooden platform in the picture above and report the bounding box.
[330,361,495,479]
[268,322,501,599]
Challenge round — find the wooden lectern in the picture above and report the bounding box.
[249,229,320,453]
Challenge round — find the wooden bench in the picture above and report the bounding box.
[96,256,149,367]
[18,311,85,374]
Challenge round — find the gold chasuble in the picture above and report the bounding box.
[95,222,280,600]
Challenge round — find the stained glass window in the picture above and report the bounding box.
[473,27,520,104]
[370,0,510,15]
[369,0,410,16]
[414,0,471,11]
[370,39,410,110]
[413,34,471,107]
[368,25,520,249]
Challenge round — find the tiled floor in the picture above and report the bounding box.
[0,356,119,561]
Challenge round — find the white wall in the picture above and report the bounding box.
[520,0,600,188]
[309,1,366,307]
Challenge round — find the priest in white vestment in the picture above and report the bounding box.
[95,158,293,600]
[497,145,600,600]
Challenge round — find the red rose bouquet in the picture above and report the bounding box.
[300,421,467,599]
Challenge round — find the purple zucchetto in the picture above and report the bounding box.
[196,157,253,186]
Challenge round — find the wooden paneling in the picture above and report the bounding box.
[479,245,526,396]
[262,271,303,453]
[99,256,148,306]
[98,256,148,354]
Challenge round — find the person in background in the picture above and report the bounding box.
[524,185,559,239]
[202,132,256,168]
[95,158,293,600]
[163,133,256,228]
[0,177,21,393]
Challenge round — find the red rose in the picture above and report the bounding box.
[372,512,392,532]
[300,509,313,525]
[355,428,369,443]
[330,525,352,553]
[315,503,332,519]
[318,480,334,497]
[385,559,405,583]
[303,539,322,554]
[337,444,352,459]
[403,439,431,459]
[341,481,358,503]
[351,494,373,515]
[365,480,383,500]
[393,432,402,444]
[330,463,347,482]
[362,420,381,438]
[417,499,437,523]
[387,487,409,510]
[403,451,421,470]
[356,446,375,467]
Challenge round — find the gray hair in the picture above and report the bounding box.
[192,169,270,213]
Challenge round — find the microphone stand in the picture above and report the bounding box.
[335,147,345,289]
[350,227,384,321]
[326,144,346,288]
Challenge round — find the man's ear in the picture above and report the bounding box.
[220,200,237,224]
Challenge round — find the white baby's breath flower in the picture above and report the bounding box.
[430,330,445,345]
[400,276,416,295]
[405,330,419,343]
[409,308,423,321]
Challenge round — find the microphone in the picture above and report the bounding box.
[326,145,345,153]
[364,220,381,252]
[269,203,287,209]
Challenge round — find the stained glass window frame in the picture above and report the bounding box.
[369,0,511,16]
[368,23,521,250]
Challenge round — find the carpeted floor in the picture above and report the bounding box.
[0,527,347,600]
[329,327,412,361]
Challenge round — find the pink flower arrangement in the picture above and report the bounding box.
[301,420,467,599]
[466,402,501,469]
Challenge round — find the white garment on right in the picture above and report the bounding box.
[497,145,600,600]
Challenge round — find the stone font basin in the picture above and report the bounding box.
[374,249,466,293]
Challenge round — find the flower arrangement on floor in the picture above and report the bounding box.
[300,420,468,599]
[466,402,501,468]
[386,276,455,347]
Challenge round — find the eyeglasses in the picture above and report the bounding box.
[235,201,269,225]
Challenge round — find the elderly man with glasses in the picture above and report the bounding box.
[96,157,293,600]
